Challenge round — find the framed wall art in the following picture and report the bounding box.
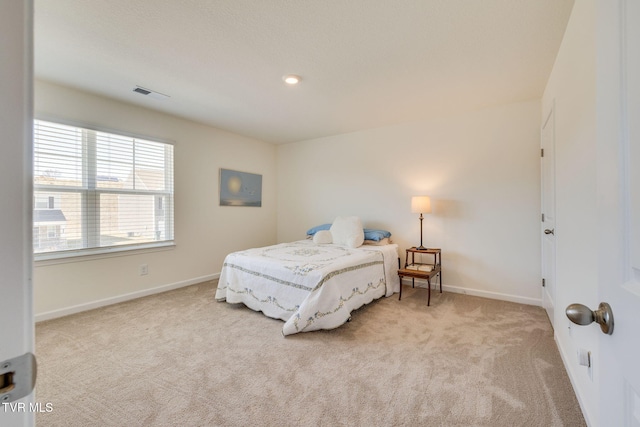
[219,168,262,207]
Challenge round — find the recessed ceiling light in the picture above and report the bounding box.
[283,74,301,85]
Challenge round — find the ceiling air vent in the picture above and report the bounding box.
[133,87,151,95]
[132,86,170,100]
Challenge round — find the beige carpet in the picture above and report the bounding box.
[35,281,585,426]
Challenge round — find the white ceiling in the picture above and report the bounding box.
[34,0,575,144]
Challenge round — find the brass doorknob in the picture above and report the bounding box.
[565,302,614,335]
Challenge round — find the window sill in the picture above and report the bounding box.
[34,241,176,266]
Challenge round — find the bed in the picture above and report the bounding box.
[215,230,399,336]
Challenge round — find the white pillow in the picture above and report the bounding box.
[330,216,364,248]
[313,230,333,244]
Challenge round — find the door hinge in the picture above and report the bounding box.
[0,353,37,403]
[541,148,544,157]
[542,213,545,222]
[542,278,546,287]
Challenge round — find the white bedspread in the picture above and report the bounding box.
[215,240,399,335]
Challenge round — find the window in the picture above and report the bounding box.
[33,119,174,259]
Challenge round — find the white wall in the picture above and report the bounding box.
[541,0,598,424]
[34,80,277,319]
[277,100,542,304]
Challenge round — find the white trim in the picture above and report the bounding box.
[35,241,175,264]
[401,278,542,306]
[34,184,172,197]
[35,113,175,146]
[35,273,219,322]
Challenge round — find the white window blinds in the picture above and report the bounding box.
[33,119,174,258]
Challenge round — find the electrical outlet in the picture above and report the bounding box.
[577,349,590,367]
[577,349,593,381]
[139,264,148,276]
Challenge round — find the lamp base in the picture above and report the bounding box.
[416,214,427,252]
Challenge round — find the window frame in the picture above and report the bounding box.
[33,116,175,262]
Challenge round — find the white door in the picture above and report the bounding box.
[541,106,556,326]
[0,1,35,426]
[595,1,640,425]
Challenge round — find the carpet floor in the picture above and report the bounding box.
[35,281,586,426]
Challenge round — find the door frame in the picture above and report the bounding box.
[541,105,556,327]
[0,1,35,426]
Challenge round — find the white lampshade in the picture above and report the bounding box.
[411,196,432,214]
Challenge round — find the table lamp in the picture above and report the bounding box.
[411,196,431,250]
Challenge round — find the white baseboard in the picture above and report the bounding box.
[39,275,540,322]
[402,278,542,306]
[35,273,219,323]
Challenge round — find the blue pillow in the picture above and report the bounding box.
[306,223,331,236]
[363,228,392,241]
[308,224,392,241]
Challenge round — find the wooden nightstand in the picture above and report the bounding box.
[398,247,442,306]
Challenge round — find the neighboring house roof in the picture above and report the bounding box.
[34,209,67,223]
[97,175,120,183]
[125,169,165,191]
